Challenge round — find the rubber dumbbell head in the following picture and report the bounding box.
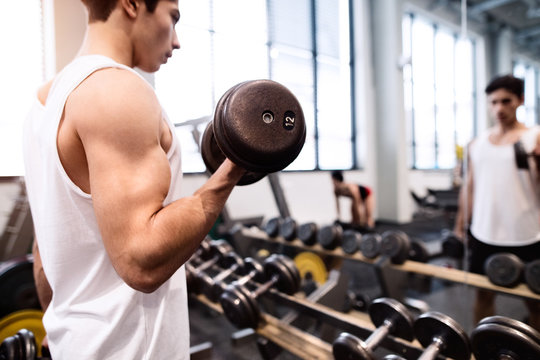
[525,259,540,294]
[360,233,382,259]
[380,231,411,265]
[333,298,414,360]
[484,252,524,288]
[201,80,306,185]
[297,222,318,246]
[317,224,343,250]
[264,217,283,238]
[220,254,300,329]
[279,216,297,241]
[341,229,363,255]
[414,311,471,360]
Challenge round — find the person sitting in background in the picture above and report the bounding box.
[331,170,375,229]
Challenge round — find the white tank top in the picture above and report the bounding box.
[470,126,540,246]
[22,55,189,359]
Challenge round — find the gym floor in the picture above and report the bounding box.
[187,211,530,359]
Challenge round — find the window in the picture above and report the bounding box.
[513,61,538,126]
[0,1,45,176]
[155,0,354,172]
[402,13,476,170]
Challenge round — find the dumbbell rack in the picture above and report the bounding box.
[237,226,540,301]
[193,287,427,359]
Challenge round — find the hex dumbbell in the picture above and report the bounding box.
[209,257,266,302]
[201,80,306,186]
[359,230,411,265]
[317,223,344,250]
[484,253,540,293]
[219,254,300,329]
[332,298,415,360]
[414,311,471,360]
[471,315,540,360]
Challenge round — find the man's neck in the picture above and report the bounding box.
[77,21,134,68]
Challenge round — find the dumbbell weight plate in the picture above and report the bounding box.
[409,239,430,263]
[298,222,318,246]
[279,217,297,241]
[213,80,306,173]
[17,328,36,360]
[264,217,282,237]
[484,253,524,288]
[263,255,300,295]
[369,298,414,341]
[332,332,371,360]
[341,230,362,255]
[414,311,471,360]
[200,121,267,186]
[471,323,540,360]
[380,231,410,265]
[220,283,260,329]
[317,225,343,250]
[525,259,540,294]
[478,315,540,345]
[360,233,382,259]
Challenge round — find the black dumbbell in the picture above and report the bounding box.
[0,329,36,360]
[341,229,363,254]
[471,315,540,360]
[524,259,540,294]
[484,252,525,288]
[332,297,415,360]
[279,216,297,241]
[219,254,300,329]
[360,231,411,265]
[414,311,470,360]
[186,240,234,292]
[317,223,344,250]
[297,222,318,246]
[209,257,266,302]
[197,253,246,298]
[264,217,283,238]
[200,80,306,186]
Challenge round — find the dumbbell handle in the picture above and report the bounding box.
[418,336,444,360]
[193,254,220,273]
[213,262,242,283]
[251,274,278,298]
[236,268,261,286]
[364,319,392,351]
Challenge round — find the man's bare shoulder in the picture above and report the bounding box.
[67,68,162,135]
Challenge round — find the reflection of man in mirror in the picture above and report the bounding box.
[331,170,375,229]
[454,74,540,330]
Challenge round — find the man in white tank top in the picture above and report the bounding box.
[23,1,245,358]
[454,75,540,330]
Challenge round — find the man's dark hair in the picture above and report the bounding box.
[82,0,160,22]
[485,74,524,98]
[331,170,344,182]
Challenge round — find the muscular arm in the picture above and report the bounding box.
[32,240,52,311]
[71,69,244,293]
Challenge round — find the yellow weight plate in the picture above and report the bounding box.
[294,252,328,285]
[0,309,45,356]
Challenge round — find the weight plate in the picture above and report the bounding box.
[219,253,245,273]
[0,310,45,357]
[409,239,430,263]
[478,316,540,345]
[332,332,373,360]
[484,253,524,288]
[317,225,342,250]
[360,233,382,259]
[213,80,306,173]
[471,323,540,360]
[380,231,410,265]
[220,284,260,329]
[293,252,328,285]
[200,120,267,186]
[524,259,540,294]
[279,217,297,241]
[264,217,282,237]
[341,230,362,255]
[414,311,471,360]
[369,298,414,341]
[264,255,300,295]
[297,222,318,246]
[0,255,40,319]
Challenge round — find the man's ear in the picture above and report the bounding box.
[120,0,140,18]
